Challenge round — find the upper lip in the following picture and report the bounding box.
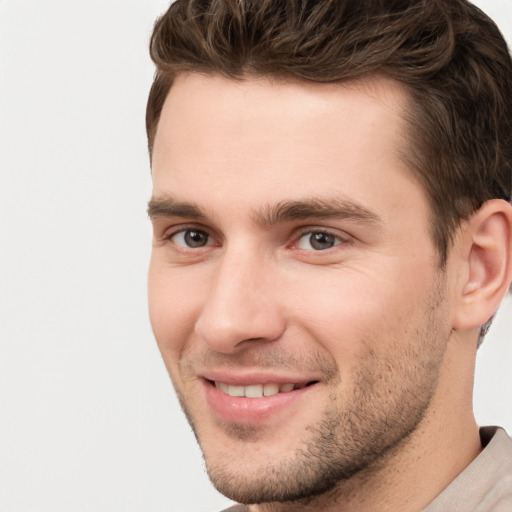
[200,370,320,386]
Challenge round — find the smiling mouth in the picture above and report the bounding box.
[208,380,319,398]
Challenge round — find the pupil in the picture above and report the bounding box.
[185,230,207,247]
[310,233,334,250]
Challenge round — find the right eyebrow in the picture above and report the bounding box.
[147,195,206,220]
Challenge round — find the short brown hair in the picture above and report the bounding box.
[146,0,512,265]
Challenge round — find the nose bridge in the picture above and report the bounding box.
[194,242,285,352]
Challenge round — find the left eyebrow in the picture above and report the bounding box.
[254,197,382,228]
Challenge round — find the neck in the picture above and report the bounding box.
[250,333,481,512]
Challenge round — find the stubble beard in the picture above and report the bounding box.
[172,278,450,506]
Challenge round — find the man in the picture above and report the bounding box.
[146,0,512,510]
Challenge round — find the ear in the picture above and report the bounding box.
[452,199,512,332]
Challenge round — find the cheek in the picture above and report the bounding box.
[284,265,431,362]
[147,259,201,369]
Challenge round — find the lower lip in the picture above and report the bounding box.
[203,380,315,424]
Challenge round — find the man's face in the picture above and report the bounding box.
[148,73,453,504]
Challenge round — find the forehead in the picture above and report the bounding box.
[151,73,424,226]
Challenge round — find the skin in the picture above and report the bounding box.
[148,73,485,511]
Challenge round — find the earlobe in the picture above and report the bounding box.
[453,199,512,332]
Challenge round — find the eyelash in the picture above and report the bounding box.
[161,225,214,247]
[292,230,347,251]
[161,225,350,253]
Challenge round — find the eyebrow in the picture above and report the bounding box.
[255,197,381,227]
[147,196,206,220]
[148,194,381,227]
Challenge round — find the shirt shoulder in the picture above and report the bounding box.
[424,426,512,512]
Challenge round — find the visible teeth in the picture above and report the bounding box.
[214,381,299,397]
[215,381,229,393]
[263,383,279,396]
[228,385,245,397]
[245,384,264,398]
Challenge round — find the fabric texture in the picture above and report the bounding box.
[423,426,512,511]
[220,427,512,511]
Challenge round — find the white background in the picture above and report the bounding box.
[1,1,511,511]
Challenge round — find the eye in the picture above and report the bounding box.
[171,229,212,248]
[296,231,342,251]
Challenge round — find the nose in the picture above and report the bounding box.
[194,249,286,353]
